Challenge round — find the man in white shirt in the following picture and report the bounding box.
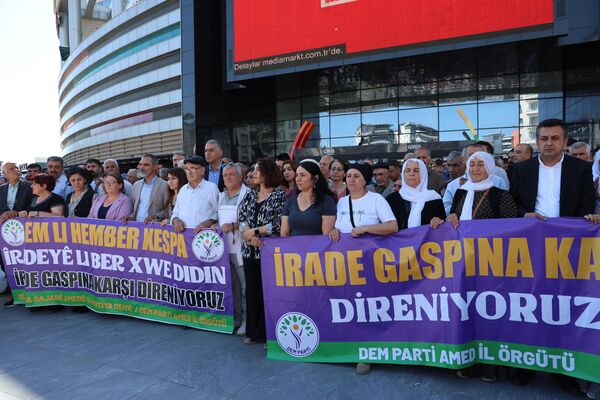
[47,156,72,200]
[171,156,219,232]
[443,144,507,215]
[510,119,595,219]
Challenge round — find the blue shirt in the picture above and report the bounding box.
[6,182,19,210]
[207,162,222,187]
[135,175,158,221]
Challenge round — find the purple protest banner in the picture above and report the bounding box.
[0,217,233,333]
[261,218,600,382]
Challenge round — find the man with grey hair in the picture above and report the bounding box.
[128,154,170,223]
[414,147,445,193]
[212,162,250,335]
[47,156,72,199]
[127,169,140,185]
[319,156,334,180]
[172,151,186,168]
[445,151,465,181]
[99,159,133,197]
[569,142,591,161]
[204,140,225,191]
[1,161,32,307]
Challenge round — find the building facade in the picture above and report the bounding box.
[57,0,184,166]
[182,0,600,162]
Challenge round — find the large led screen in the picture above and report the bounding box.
[230,0,554,79]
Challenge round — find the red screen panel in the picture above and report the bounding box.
[232,0,553,74]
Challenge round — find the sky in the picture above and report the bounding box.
[0,1,62,164]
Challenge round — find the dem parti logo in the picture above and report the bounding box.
[276,312,320,357]
[321,0,357,7]
[1,219,25,246]
[192,230,225,262]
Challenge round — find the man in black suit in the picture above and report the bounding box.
[509,119,598,389]
[0,161,33,307]
[0,162,32,218]
[204,139,225,191]
[510,119,596,220]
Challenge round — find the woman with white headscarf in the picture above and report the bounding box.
[432,151,518,230]
[387,158,445,229]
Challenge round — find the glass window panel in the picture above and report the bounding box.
[438,130,472,142]
[306,138,330,148]
[438,50,476,80]
[397,56,437,84]
[275,142,295,156]
[519,40,562,73]
[568,122,600,147]
[360,60,398,89]
[566,96,600,123]
[301,95,329,117]
[361,87,398,112]
[478,43,518,77]
[520,71,562,98]
[399,107,438,133]
[398,82,438,108]
[477,128,518,154]
[478,75,519,102]
[331,137,361,147]
[519,126,539,144]
[276,99,301,121]
[565,67,600,96]
[478,101,519,129]
[276,120,301,142]
[330,113,361,140]
[360,111,398,145]
[300,70,329,96]
[328,65,361,93]
[329,91,361,114]
[276,74,301,99]
[439,104,477,132]
[439,79,477,104]
[519,97,563,124]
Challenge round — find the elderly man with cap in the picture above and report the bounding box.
[171,156,219,232]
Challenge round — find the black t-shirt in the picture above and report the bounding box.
[30,193,65,213]
[282,194,336,236]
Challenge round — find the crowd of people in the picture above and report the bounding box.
[1,119,600,395]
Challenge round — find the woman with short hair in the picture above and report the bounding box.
[64,167,95,218]
[329,158,349,202]
[19,174,64,218]
[239,158,287,345]
[88,173,133,220]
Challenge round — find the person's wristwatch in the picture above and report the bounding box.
[254,228,260,237]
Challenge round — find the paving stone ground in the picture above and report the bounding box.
[0,293,578,400]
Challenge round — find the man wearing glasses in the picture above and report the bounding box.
[171,156,219,233]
